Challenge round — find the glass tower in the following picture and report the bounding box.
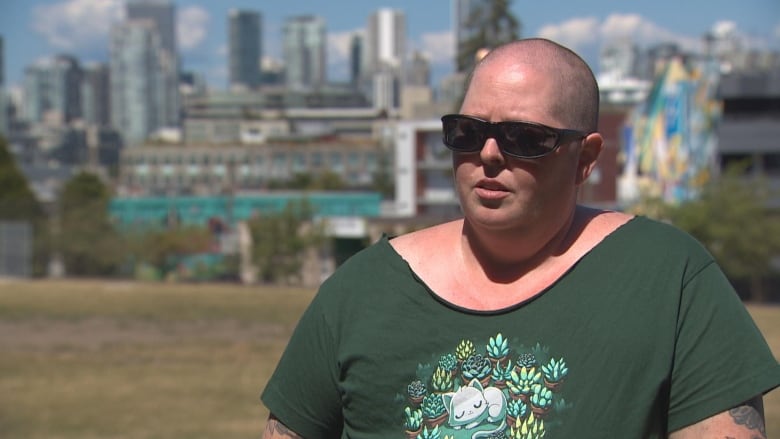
[228,9,262,90]
[283,15,327,90]
[110,21,166,145]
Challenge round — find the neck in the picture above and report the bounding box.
[458,206,583,283]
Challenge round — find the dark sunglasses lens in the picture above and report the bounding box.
[443,117,483,151]
[498,123,557,157]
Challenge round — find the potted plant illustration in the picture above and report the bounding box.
[404,406,423,439]
[506,398,529,427]
[509,412,545,439]
[515,352,537,372]
[408,380,427,406]
[417,424,441,439]
[541,357,568,392]
[421,393,448,428]
[460,353,492,386]
[486,332,510,367]
[438,353,458,378]
[491,359,514,388]
[529,383,553,417]
[507,366,542,402]
[455,339,476,365]
[431,366,454,393]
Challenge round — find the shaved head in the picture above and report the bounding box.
[467,38,600,133]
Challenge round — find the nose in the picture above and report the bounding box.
[479,137,505,165]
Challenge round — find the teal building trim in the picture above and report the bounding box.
[110,191,382,228]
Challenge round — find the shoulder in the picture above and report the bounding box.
[388,219,462,267]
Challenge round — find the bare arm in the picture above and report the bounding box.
[669,395,766,439]
[262,413,303,439]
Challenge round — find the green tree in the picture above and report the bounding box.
[248,200,324,284]
[58,171,124,276]
[372,148,395,199]
[127,225,214,278]
[0,136,49,275]
[0,137,44,220]
[456,0,521,73]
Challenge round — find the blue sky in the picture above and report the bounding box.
[1,0,778,90]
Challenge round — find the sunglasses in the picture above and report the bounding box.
[441,114,588,159]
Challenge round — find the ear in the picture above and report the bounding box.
[575,132,603,186]
[442,392,454,409]
[469,378,483,391]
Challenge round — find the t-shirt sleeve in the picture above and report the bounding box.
[667,261,780,432]
[261,294,343,438]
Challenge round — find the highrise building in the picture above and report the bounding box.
[349,33,362,87]
[364,8,405,75]
[363,8,406,110]
[228,9,262,90]
[81,63,111,127]
[126,0,177,59]
[22,55,83,124]
[283,15,327,90]
[125,0,179,128]
[110,20,169,145]
[406,51,430,87]
[600,41,639,80]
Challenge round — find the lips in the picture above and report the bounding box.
[474,179,510,200]
[475,179,509,192]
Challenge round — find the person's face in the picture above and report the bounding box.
[453,60,595,233]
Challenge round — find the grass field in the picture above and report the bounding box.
[0,279,778,438]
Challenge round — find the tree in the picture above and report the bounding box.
[0,136,44,221]
[127,225,214,278]
[456,0,521,73]
[372,147,395,199]
[0,136,49,275]
[58,171,124,276]
[248,200,324,284]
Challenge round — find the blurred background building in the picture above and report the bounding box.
[1,2,778,285]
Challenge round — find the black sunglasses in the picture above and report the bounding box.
[441,114,588,159]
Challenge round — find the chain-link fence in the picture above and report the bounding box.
[0,221,32,277]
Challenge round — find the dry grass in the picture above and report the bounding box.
[0,279,313,439]
[0,279,777,438]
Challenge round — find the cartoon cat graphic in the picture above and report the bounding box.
[442,378,507,438]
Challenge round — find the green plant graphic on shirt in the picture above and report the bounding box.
[541,357,568,390]
[461,354,492,383]
[438,353,458,375]
[455,339,476,363]
[399,335,570,438]
[486,333,510,361]
[408,380,428,406]
[432,367,455,393]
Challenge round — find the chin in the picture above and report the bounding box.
[463,205,529,232]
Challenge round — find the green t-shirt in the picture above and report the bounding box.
[261,216,780,438]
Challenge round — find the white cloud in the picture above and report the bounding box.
[32,0,124,51]
[537,13,707,58]
[327,29,361,80]
[418,31,454,65]
[601,13,698,50]
[328,29,359,63]
[177,6,210,52]
[537,17,601,52]
[31,0,208,56]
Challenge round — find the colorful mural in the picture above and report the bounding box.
[619,58,722,205]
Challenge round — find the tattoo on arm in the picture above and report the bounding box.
[264,414,302,438]
[728,396,766,439]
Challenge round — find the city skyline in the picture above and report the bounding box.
[0,0,778,90]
